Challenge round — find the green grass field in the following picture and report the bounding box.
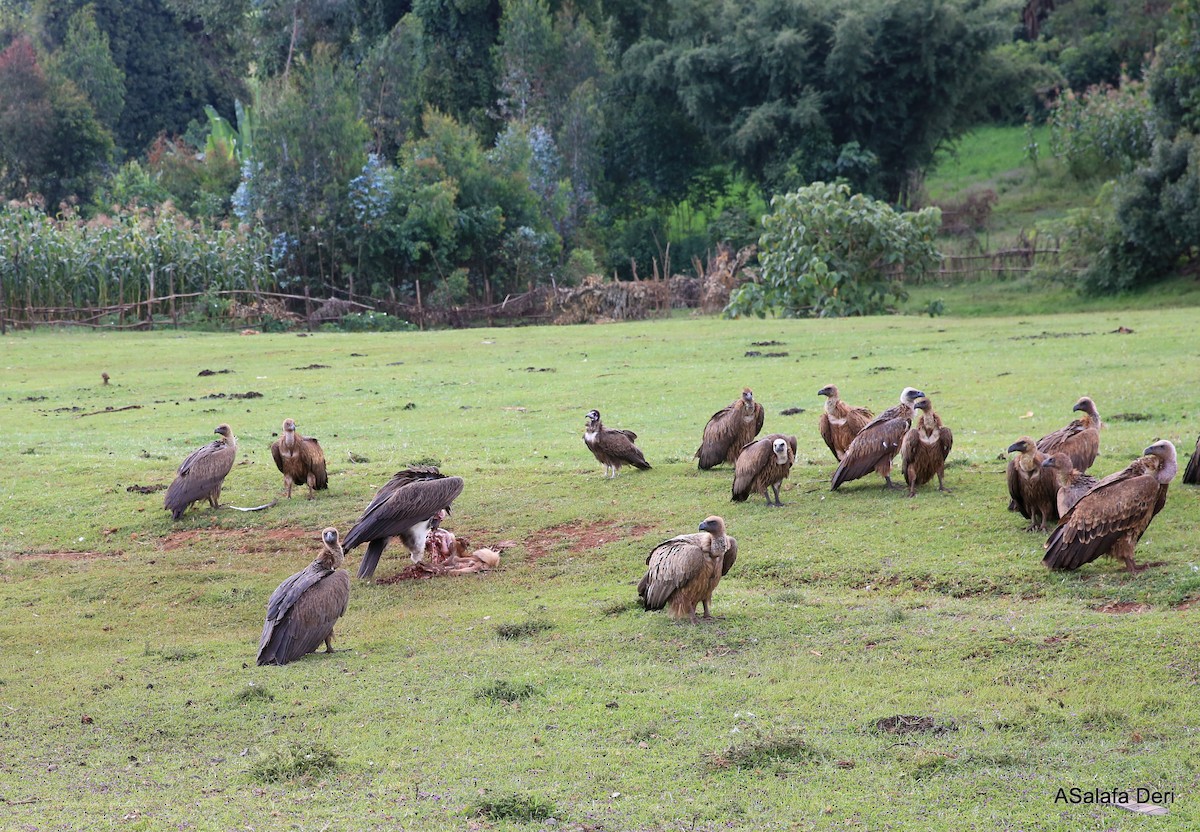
[2,313,1199,831]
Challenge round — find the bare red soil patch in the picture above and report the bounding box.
[160,527,314,555]
[1095,601,1152,614]
[1175,597,1200,611]
[522,521,657,562]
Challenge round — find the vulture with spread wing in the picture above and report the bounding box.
[817,385,873,461]
[1041,453,1098,515]
[583,409,651,478]
[1183,435,1199,485]
[270,418,328,498]
[830,387,925,491]
[732,434,797,506]
[163,424,237,520]
[1036,396,1101,472]
[1043,440,1176,573]
[1006,436,1058,531]
[342,465,465,579]
[638,515,737,622]
[257,527,350,666]
[696,388,765,469]
[900,396,953,497]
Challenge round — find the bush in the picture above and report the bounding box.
[324,311,416,332]
[1048,77,1156,181]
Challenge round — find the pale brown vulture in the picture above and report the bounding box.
[830,387,925,490]
[899,396,953,497]
[1043,440,1176,572]
[1036,396,1101,472]
[696,388,765,469]
[1006,436,1057,531]
[732,434,797,506]
[637,515,737,622]
[342,465,465,579]
[257,527,351,666]
[163,424,237,520]
[1183,435,1199,485]
[1041,453,1098,515]
[583,409,651,478]
[270,418,328,499]
[817,385,872,461]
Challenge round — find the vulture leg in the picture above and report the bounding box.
[323,634,336,652]
[937,472,951,493]
[209,487,222,509]
[284,478,293,499]
[701,598,712,620]
[770,483,783,506]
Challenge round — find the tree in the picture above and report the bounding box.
[48,5,124,131]
[412,0,502,139]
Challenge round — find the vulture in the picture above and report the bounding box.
[637,515,737,622]
[899,396,953,497]
[1183,435,1200,485]
[342,465,465,579]
[830,387,925,491]
[817,384,873,461]
[270,418,328,499]
[696,388,765,469]
[1036,396,1102,472]
[163,424,237,520]
[1006,436,1058,531]
[1041,453,1098,516]
[1043,440,1177,573]
[732,434,797,506]
[257,527,351,666]
[583,409,651,478]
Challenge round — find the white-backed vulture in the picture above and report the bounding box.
[732,434,797,506]
[696,388,765,469]
[1183,435,1200,485]
[163,424,237,520]
[342,465,465,579]
[817,384,873,461]
[270,418,328,499]
[583,409,651,478]
[1041,453,1099,516]
[830,387,925,491]
[899,396,953,497]
[257,527,351,666]
[637,515,737,622]
[1043,440,1176,573]
[1036,396,1101,472]
[1006,436,1057,531]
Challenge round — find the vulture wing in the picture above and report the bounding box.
[1183,436,1200,485]
[639,534,709,610]
[257,567,350,665]
[721,535,738,576]
[342,472,464,552]
[1037,421,1099,471]
[300,437,329,489]
[1043,467,1160,570]
[696,404,737,469]
[164,440,236,518]
[270,439,285,474]
[597,429,651,469]
[938,426,954,459]
[830,405,910,490]
[818,413,839,460]
[732,437,774,501]
[752,402,765,436]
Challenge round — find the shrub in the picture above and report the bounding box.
[1048,77,1156,181]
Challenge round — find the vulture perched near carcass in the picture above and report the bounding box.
[830,387,925,491]
[732,434,797,506]
[1006,436,1058,531]
[583,409,651,478]
[270,418,328,498]
[342,465,465,579]
[1183,435,1200,485]
[1036,396,1102,472]
[1043,440,1176,573]
[638,515,737,622]
[257,527,351,666]
[899,396,953,497]
[817,384,872,461]
[163,424,237,520]
[696,388,765,469]
[1041,453,1098,516]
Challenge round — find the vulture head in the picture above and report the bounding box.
[771,437,790,464]
[817,384,839,399]
[585,409,601,428]
[742,388,755,404]
[1144,439,1178,483]
[1007,436,1035,455]
[214,423,233,439]
[900,387,925,405]
[698,515,727,538]
[282,417,297,434]
[1040,453,1070,472]
[320,527,345,569]
[913,397,931,413]
[1072,397,1099,418]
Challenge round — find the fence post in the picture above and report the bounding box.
[304,285,313,332]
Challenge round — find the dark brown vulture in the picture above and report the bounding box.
[342,465,465,579]
[1006,436,1058,531]
[257,527,351,666]
[270,418,328,499]
[637,515,737,622]
[696,388,765,469]
[1043,440,1177,573]
[899,396,953,497]
[1041,453,1098,516]
[817,384,872,461]
[1036,396,1101,472]
[163,424,237,520]
[583,409,651,478]
[732,434,797,506]
[830,387,925,491]
[1183,435,1200,485]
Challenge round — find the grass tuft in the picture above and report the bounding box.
[703,728,818,771]
[250,741,339,782]
[494,619,554,639]
[474,680,537,703]
[231,683,275,703]
[473,792,558,822]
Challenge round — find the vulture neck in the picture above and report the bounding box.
[1157,457,1178,483]
[222,433,237,450]
[824,397,841,417]
[1017,453,1041,474]
[740,401,754,422]
[282,431,296,450]
[318,545,344,570]
[707,531,728,559]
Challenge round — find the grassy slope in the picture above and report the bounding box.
[2,316,1199,831]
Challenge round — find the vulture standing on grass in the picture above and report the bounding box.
[1006,436,1057,531]
[1036,396,1102,472]
[899,396,953,497]
[638,515,737,622]
[817,385,873,461]
[270,418,328,498]
[342,465,465,579]
[1041,453,1099,516]
[1183,435,1200,485]
[696,388,765,469]
[163,424,237,520]
[732,434,797,506]
[257,527,351,666]
[1043,440,1176,573]
[583,409,651,478]
[830,387,925,491]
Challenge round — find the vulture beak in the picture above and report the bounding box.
[817,386,832,397]
[1041,456,1056,468]
[323,528,339,546]
[915,399,930,411]
[1072,400,1087,412]
[1007,440,1026,454]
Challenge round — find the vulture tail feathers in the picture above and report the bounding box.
[356,538,387,579]
[1184,443,1199,485]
